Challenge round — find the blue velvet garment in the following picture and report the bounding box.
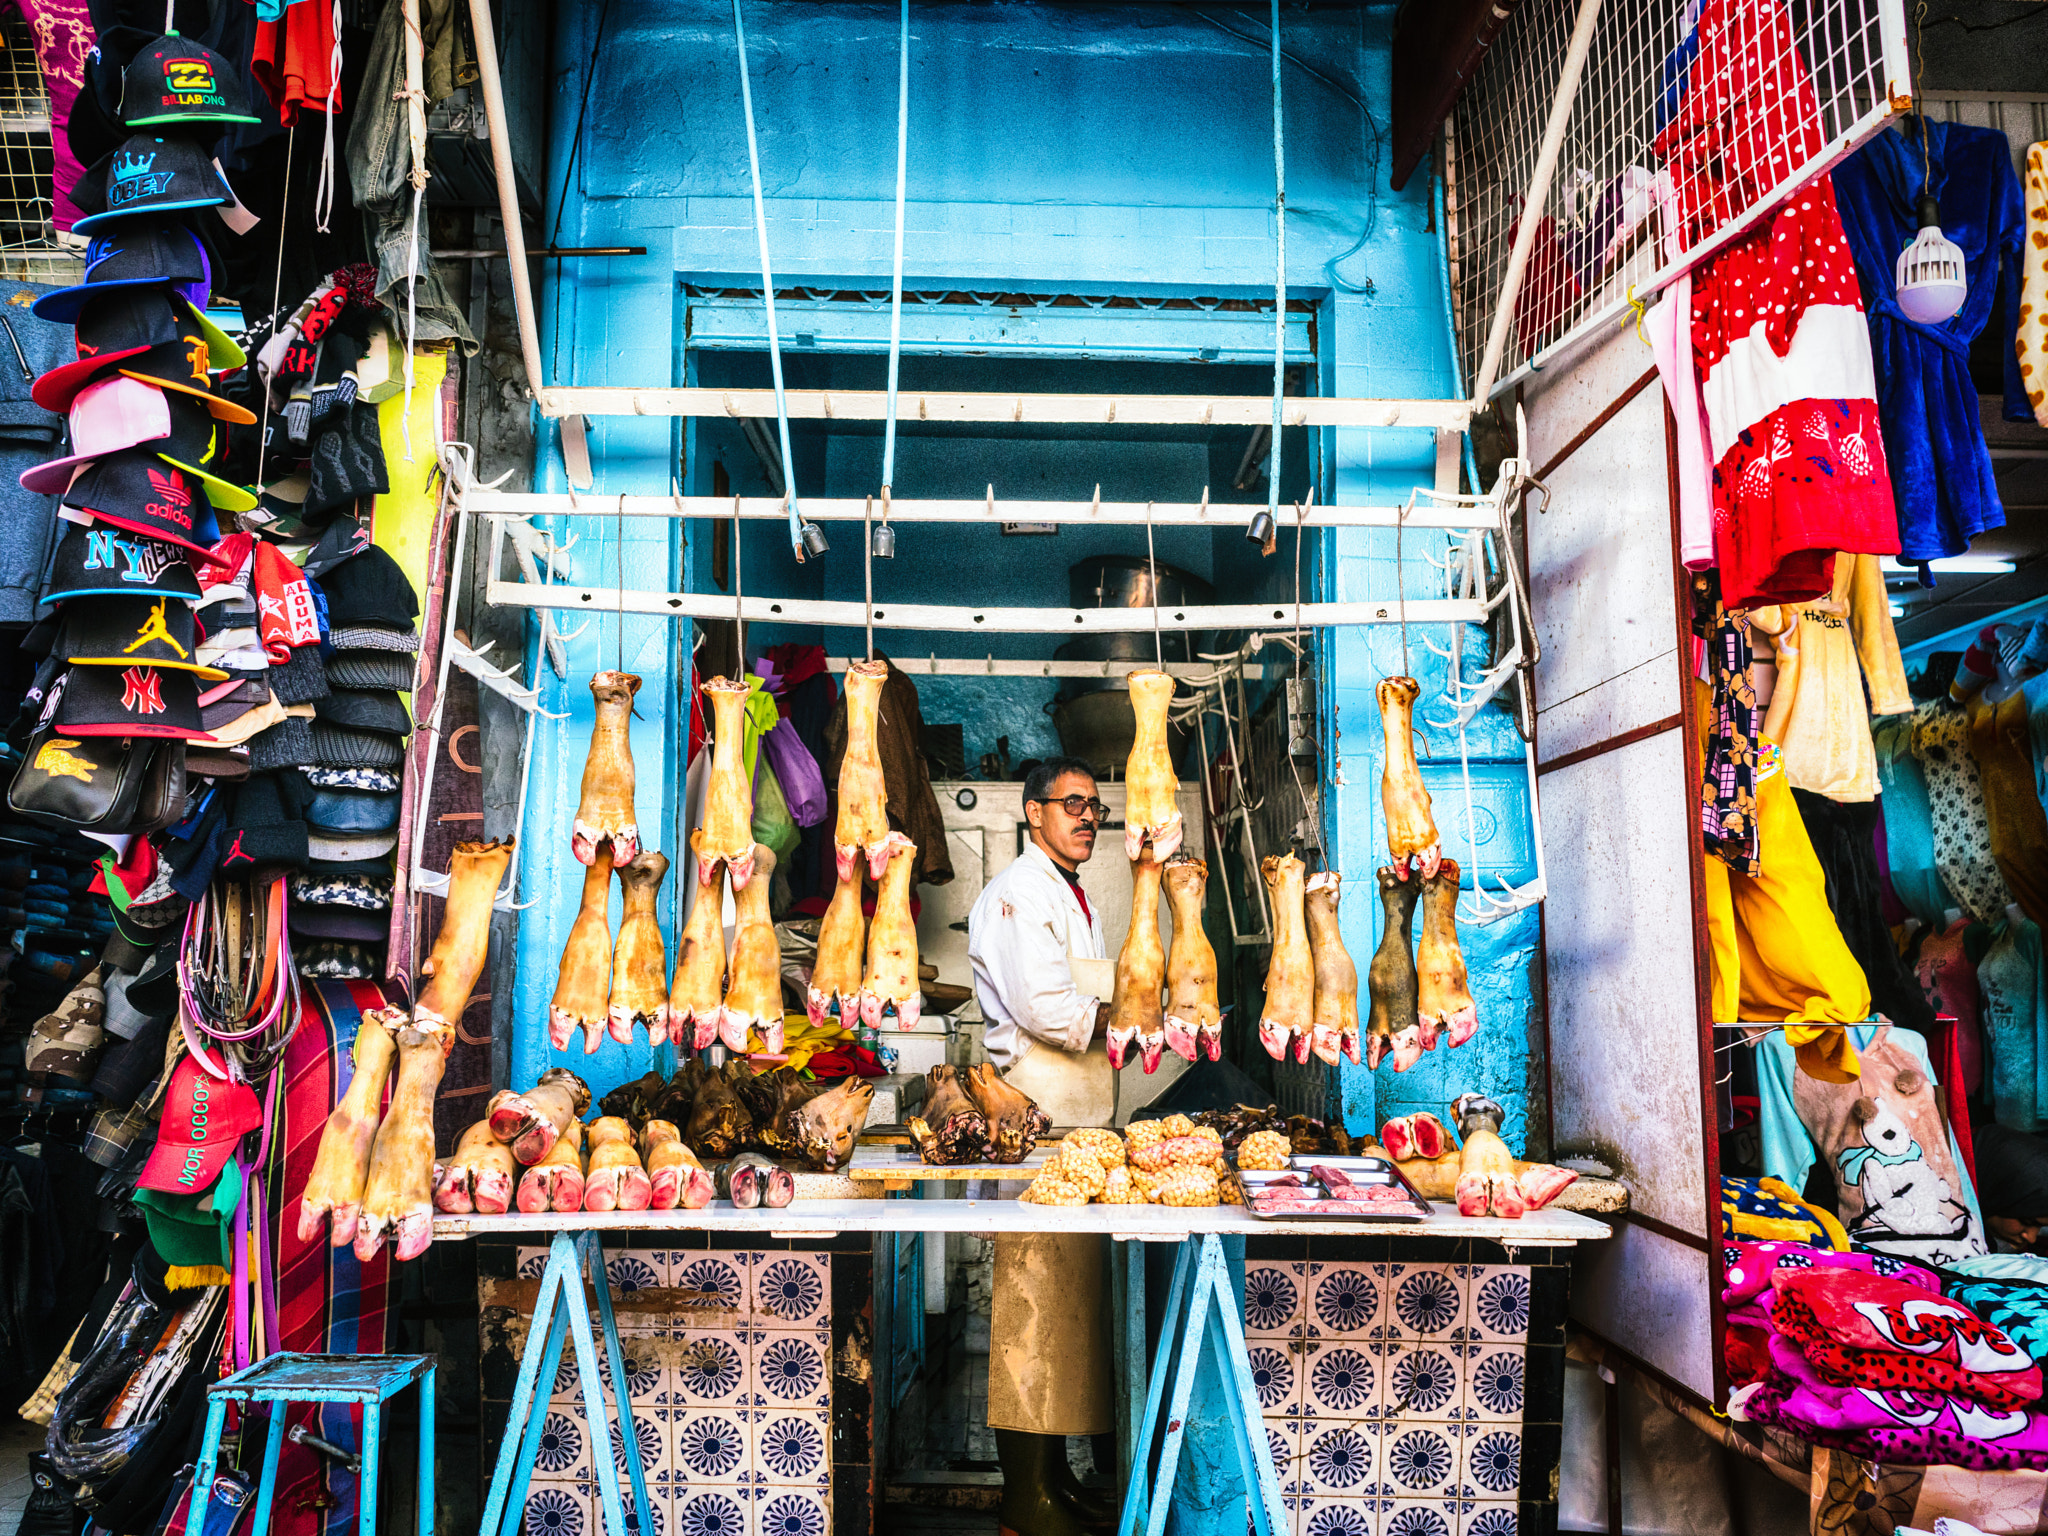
[1833,121,2026,566]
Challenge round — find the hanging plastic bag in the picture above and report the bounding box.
[752,756,800,863]
[45,1288,166,1481]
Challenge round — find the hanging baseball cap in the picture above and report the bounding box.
[115,336,257,426]
[73,135,234,235]
[31,226,214,323]
[59,595,226,679]
[41,517,203,606]
[63,452,228,563]
[153,393,258,512]
[120,35,260,129]
[136,1054,263,1195]
[53,663,216,742]
[20,375,174,495]
[31,290,243,414]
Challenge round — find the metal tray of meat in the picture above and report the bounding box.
[1235,1154,1434,1222]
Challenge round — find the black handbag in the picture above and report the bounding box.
[6,724,160,833]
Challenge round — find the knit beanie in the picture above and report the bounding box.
[215,772,311,874]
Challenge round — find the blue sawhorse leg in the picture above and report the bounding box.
[185,1398,232,1536]
[417,1364,437,1536]
[476,1230,656,1536]
[1113,1234,1288,1536]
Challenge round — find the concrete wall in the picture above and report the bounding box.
[508,0,1540,1158]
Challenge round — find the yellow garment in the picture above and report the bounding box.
[2020,143,2048,430]
[1750,554,1912,802]
[369,347,449,727]
[1698,681,1872,1081]
[1967,687,2048,928]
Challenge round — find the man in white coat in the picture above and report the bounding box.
[968,756,1118,1535]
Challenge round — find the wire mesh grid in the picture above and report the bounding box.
[1448,0,1907,399]
[0,19,82,285]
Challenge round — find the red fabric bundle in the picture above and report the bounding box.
[1771,1267,2043,1409]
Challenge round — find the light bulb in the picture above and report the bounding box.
[1895,193,1967,325]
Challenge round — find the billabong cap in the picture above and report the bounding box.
[42,518,202,605]
[54,662,215,742]
[73,135,233,235]
[20,376,174,495]
[63,451,226,562]
[60,595,226,679]
[136,1055,263,1194]
[30,226,214,323]
[32,291,242,413]
[155,393,257,511]
[115,336,257,426]
[121,35,260,128]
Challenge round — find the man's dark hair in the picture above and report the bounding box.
[1021,756,1099,809]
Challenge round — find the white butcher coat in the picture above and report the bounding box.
[968,841,1106,1070]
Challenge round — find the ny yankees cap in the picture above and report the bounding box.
[19,375,174,495]
[53,662,216,742]
[72,135,233,235]
[42,518,202,605]
[120,35,261,129]
[30,225,214,323]
[62,451,227,564]
[59,595,226,679]
[31,290,243,414]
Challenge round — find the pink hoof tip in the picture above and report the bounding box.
[607,1007,636,1046]
[834,846,857,884]
[806,992,833,1030]
[697,856,722,887]
[1444,1009,1479,1048]
[866,844,891,882]
[1200,1027,1222,1062]
[297,1203,327,1244]
[394,1217,433,1261]
[353,1225,386,1262]
[572,829,599,865]
[610,830,640,865]
[617,1171,653,1211]
[513,1124,558,1167]
[1258,1020,1290,1061]
[1123,828,1144,862]
[516,1175,552,1214]
[1151,820,1184,861]
[649,1171,681,1211]
[474,1175,514,1216]
[554,1177,585,1214]
[895,995,923,1031]
[692,1015,718,1051]
[763,1168,796,1208]
[1138,1035,1163,1074]
[1310,1028,1341,1067]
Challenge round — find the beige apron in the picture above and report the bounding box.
[987,948,1115,1435]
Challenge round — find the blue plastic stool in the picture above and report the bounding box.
[187,1351,437,1536]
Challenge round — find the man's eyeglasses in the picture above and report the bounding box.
[1032,794,1110,822]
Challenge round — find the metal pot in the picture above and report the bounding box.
[1048,556,1212,772]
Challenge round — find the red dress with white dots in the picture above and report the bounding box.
[1655,0,1899,610]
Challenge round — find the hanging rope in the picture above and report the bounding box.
[732,0,809,560]
[732,494,746,664]
[1145,500,1162,670]
[879,0,909,531]
[1285,499,1320,850]
[1265,0,1285,521]
[254,125,295,489]
[864,495,875,660]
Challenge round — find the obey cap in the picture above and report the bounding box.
[29,225,214,323]
[54,662,216,742]
[63,451,227,562]
[42,517,202,605]
[20,375,174,495]
[121,34,260,128]
[59,594,226,679]
[136,1054,263,1195]
[31,290,242,413]
[73,135,233,235]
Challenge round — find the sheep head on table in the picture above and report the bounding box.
[789,1076,876,1172]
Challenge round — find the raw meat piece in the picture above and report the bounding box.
[835,660,892,882]
[573,671,640,865]
[670,830,728,1051]
[549,846,614,1055]
[487,1067,593,1166]
[1108,848,1167,1071]
[790,1077,876,1171]
[354,1017,456,1261]
[963,1061,1052,1163]
[700,677,759,889]
[643,1120,714,1209]
[582,1115,653,1212]
[1367,866,1422,1070]
[808,864,866,1028]
[516,1118,587,1213]
[1162,854,1222,1063]
[1416,859,1478,1049]
[1453,1092,1529,1218]
[859,831,922,1030]
[1123,670,1184,860]
[1304,871,1362,1067]
[432,1119,517,1215]
[1258,854,1313,1060]
[905,1064,989,1164]
[413,840,514,1032]
[1378,676,1441,879]
[609,850,671,1047]
[731,1062,823,1160]
[1377,1112,1448,1163]
[718,842,783,1053]
[296,1005,406,1246]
